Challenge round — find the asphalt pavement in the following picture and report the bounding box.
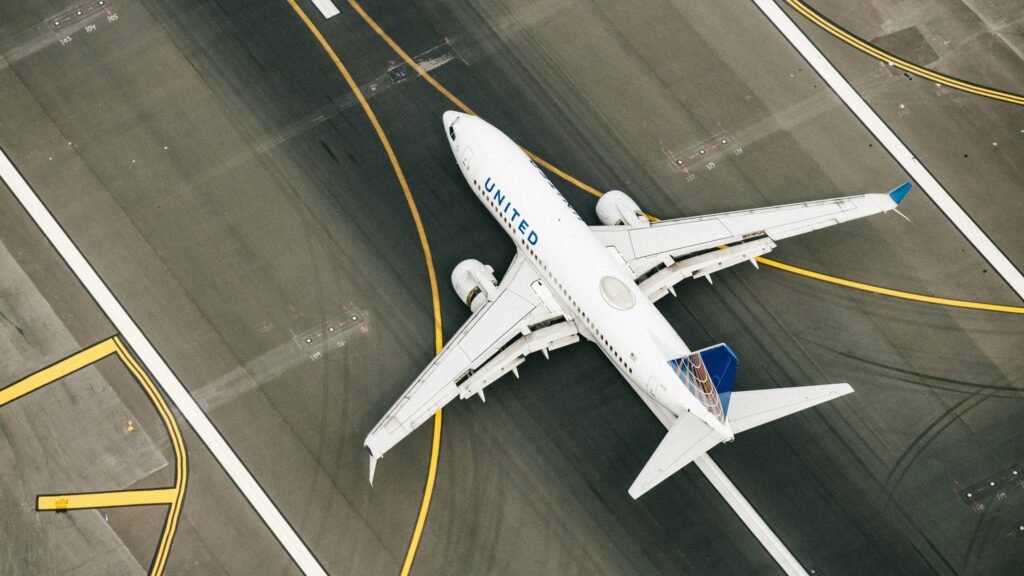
[0,0,1021,574]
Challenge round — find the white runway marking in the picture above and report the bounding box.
[0,148,327,576]
[310,0,340,19]
[696,455,809,576]
[752,0,1024,301]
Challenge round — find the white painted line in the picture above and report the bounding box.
[310,0,340,19]
[696,456,808,575]
[0,148,327,575]
[752,0,1024,301]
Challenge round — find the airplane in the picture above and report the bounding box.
[365,110,911,498]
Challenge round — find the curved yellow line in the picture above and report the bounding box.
[0,336,188,576]
[346,0,1024,315]
[755,257,1024,313]
[785,0,1024,106]
[284,2,446,575]
[114,337,188,576]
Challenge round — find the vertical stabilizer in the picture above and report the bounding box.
[667,343,738,422]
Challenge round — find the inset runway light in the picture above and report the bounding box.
[305,338,312,343]
[990,481,996,486]
[351,315,358,321]
[992,142,998,146]
[699,150,705,155]
[328,327,335,332]
[720,139,727,144]
[967,492,973,497]
[675,159,683,165]
[54,21,60,26]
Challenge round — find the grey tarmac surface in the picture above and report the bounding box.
[0,0,1021,574]
[0,181,302,575]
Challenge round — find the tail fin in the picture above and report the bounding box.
[630,343,852,499]
[668,343,738,422]
[727,383,853,434]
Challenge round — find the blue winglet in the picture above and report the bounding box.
[888,182,912,205]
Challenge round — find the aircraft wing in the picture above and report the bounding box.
[364,253,577,480]
[593,184,911,295]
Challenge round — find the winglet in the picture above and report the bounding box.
[366,444,379,485]
[888,182,912,205]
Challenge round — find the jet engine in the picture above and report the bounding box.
[596,190,650,227]
[451,259,498,313]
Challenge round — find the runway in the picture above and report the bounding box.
[0,0,1021,574]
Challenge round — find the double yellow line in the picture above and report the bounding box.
[785,0,1024,106]
[112,336,187,575]
[0,336,187,575]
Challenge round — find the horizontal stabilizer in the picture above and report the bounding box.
[727,383,853,434]
[629,414,722,499]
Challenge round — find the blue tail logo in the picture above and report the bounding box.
[668,343,738,421]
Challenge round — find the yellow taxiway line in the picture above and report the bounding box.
[756,257,1024,313]
[284,2,445,575]
[345,0,1024,315]
[785,0,1024,107]
[38,488,178,511]
[113,336,187,576]
[0,336,187,576]
[0,338,118,407]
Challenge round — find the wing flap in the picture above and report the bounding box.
[459,289,533,359]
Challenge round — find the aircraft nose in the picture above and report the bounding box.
[443,110,465,129]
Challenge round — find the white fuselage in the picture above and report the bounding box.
[444,112,732,439]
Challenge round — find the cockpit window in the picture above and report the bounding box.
[448,125,456,140]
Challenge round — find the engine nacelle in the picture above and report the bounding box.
[451,259,498,313]
[596,190,649,227]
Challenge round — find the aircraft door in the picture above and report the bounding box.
[647,377,660,396]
